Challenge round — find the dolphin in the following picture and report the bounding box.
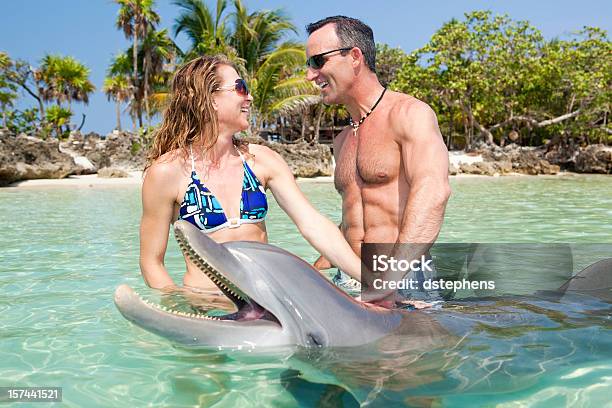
[114,221,612,349]
[114,221,453,349]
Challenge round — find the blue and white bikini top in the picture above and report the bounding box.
[178,145,268,234]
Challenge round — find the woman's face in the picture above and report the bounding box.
[213,65,252,133]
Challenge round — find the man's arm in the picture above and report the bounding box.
[361,100,450,302]
[398,101,451,244]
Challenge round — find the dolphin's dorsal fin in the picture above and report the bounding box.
[558,258,612,296]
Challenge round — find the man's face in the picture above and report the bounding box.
[306,23,353,104]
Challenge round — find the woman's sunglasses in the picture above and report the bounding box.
[215,78,249,96]
[306,47,352,70]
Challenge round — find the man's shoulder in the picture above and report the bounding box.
[387,92,437,139]
[387,91,434,119]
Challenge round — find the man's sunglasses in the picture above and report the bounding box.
[215,78,249,96]
[306,47,353,70]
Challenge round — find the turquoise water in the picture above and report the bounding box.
[1,175,612,407]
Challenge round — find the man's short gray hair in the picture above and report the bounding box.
[306,15,376,73]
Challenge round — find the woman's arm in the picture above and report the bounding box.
[139,162,180,289]
[261,147,362,282]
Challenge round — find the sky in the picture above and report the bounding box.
[1,0,610,135]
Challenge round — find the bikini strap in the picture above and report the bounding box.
[189,145,196,172]
[234,144,246,163]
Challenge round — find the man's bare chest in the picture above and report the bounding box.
[335,129,401,191]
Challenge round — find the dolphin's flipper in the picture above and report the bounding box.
[558,258,612,301]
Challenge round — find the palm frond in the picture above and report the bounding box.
[269,94,321,115]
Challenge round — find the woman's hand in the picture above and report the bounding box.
[313,255,333,270]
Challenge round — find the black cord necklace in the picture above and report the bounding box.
[349,87,387,136]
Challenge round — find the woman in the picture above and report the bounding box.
[139,55,361,292]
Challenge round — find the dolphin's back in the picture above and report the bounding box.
[558,258,612,300]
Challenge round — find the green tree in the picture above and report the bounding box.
[107,29,177,128]
[36,55,95,111]
[392,11,611,148]
[142,28,179,123]
[108,52,138,127]
[115,0,160,127]
[250,47,319,135]
[172,0,238,62]
[0,52,18,127]
[103,75,131,131]
[375,44,407,88]
[171,0,313,137]
[45,104,72,138]
[0,54,46,121]
[4,108,39,135]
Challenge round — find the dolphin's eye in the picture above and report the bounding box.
[307,333,324,347]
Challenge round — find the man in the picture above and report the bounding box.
[305,16,451,304]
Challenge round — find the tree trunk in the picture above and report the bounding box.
[116,100,122,131]
[133,30,140,130]
[144,50,151,125]
[143,23,151,125]
[446,110,452,149]
[137,101,143,128]
[463,116,471,149]
[313,104,323,144]
[300,112,308,141]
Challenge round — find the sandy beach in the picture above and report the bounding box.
[5,172,144,188]
[4,152,581,189]
[4,172,339,188]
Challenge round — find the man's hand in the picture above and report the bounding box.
[313,255,333,270]
[357,293,432,310]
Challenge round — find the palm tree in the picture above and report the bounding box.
[45,104,72,138]
[173,0,236,59]
[229,1,297,76]
[231,2,317,135]
[109,52,138,128]
[35,55,95,111]
[108,30,178,128]
[327,104,349,131]
[171,0,318,138]
[251,49,319,135]
[142,28,179,123]
[103,75,131,131]
[115,0,160,127]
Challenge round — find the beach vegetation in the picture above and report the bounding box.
[1,52,94,138]
[3,7,609,150]
[103,75,131,131]
[115,0,161,128]
[169,0,317,137]
[45,104,73,139]
[391,11,611,149]
[0,52,18,128]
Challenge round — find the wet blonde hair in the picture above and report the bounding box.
[145,55,244,170]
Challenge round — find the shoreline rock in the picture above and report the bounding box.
[0,132,81,187]
[1,128,609,186]
[62,130,146,171]
[451,142,612,176]
[251,139,333,178]
[453,144,572,176]
[65,131,334,178]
